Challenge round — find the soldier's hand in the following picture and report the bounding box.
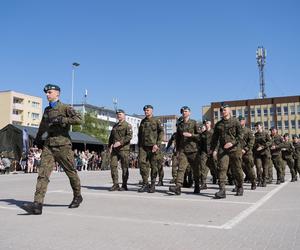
[183,132,192,137]
[257,146,263,151]
[271,145,276,150]
[213,150,218,160]
[152,144,159,153]
[224,142,233,149]
[113,141,121,148]
[242,149,246,154]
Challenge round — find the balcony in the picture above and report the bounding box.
[12,103,24,110]
[12,114,23,122]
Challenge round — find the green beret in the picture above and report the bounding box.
[255,121,262,127]
[238,115,245,121]
[44,84,60,93]
[180,106,191,114]
[143,105,153,110]
[116,109,125,114]
[220,103,230,111]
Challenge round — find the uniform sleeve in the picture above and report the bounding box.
[137,120,143,147]
[191,121,200,141]
[62,106,82,125]
[156,119,164,145]
[210,124,219,152]
[265,133,272,148]
[35,111,48,141]
[108,128,114,148]
[235,120,244,147]
[121,124,133,145]
[166,133,176,150]
[245,130,255,152]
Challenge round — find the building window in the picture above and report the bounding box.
[251,122,255,130]
[13,97,24,104]
[31,113,40,120]
[263,108,268,116]
[298,120,300,129]
[277,121,282,129]
[297,105,300,115]
[270,121,275,128]
[283,106,288,116]
[277,107,282,116]
[251,108,255,117]
[290,105,295,115]
[270,107,274,115]
[264,121,268,130]
[214,111,218,119]
[238,109,243,116]
[291,120,296,129]
[257,108,261,117]
[244,109,248,117]
[232,110,236,117]
[284,120,289,129]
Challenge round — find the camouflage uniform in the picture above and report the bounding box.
[174,118,200,192]
[281,141,296,181]
[34,101,82,204]
[138,116,164,190]
[166,133,178,182]
[108,120,133,189]
[157,150,165,185]
[253,131,272,186]
[293,141,300,178]
[198,128,217,188]
[270,134,285,183]
[211,117,244,197]
[240,125,256,188]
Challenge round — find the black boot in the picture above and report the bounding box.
[262,180,267,187]
[215,189,226,199]
[69,195,83,208]
[235,187,244,196]
[157,180,164,186]
[148,182,156,193]
[276,179,281,184]
[251,182,256,190]
[119,184,128,191]
[138,183,149,193]
[169,185,181,195]
[193,183,200,194]
[231,186,237,192]
[21,202,43,215]
[200,183,208,190]
[169,178,175,184]
[212,177,217,184]
[109,184,120,191]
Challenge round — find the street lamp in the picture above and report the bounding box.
[71,62,80,107]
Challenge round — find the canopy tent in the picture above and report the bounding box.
[0,124,104,159]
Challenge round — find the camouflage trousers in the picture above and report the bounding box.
[157,151,164,181]
[171,154,178,180]
[175,151,199,186]
[271,154,283,181]
[34,145,81,204]
[242,152,256,182]
[110,150,129,185]
[139,146,160,184]
[199,152,217,184]
[283,156,296,180]
[254,154,271,183]
[218,150,243,189]
[295,159,300,176]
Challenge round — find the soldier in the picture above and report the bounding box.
[169,106,200,195]
[253,122,272,187]
[270,127,285,184]
[292,135,300,179]
[239,116,256,190]
[108,109,133,191]
[210,104,244,198]
[21,84,83,215]
[166,132,178,183]
[198,120,218,190]
[281,133,297,182]
[138,105,164,193]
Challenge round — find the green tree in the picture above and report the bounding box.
[73,111,109,143]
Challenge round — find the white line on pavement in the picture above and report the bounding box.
[221,181,289,230]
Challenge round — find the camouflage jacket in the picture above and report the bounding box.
[36,101,82,146]
[108,120,132,151]
[176,118,199,153]
[253,130,272,156]
[199,129,214,154]
[270,134,285,156]
[138,117,164,147]
[166,132,176,151]
[293,142,300,159]
[211,117,243,153]
[240,126,255,154]
[281,141,294,160]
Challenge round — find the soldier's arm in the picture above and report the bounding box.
[265,133,272,148]
[137,121,142,147]
[35,113,47,141]
[62,106,82,125]
[121,124,133,145]
[235,120,244,147]
[245,130,255,152]
[108,129,114,148]
[156,119,164,145]
[166,133,176,150]
[210,126,219,152]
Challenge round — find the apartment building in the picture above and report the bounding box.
[202,95,300,136]
[0,90,43,129]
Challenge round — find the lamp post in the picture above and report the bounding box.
[256,47,267,98]
[71,62,80,132]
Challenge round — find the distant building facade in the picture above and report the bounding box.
[154,115,178,142]
[202,95,300,136]
[0,90,43,129]
[73,104,141,144]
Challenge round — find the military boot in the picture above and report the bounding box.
[119,184,128,191]
[169,178,175,184]
[235,187,244,196]
[262,180,267,187]
[212,177,217,184]
[21,202,43,215]
[148,181,156,193]
[280,177,285,183]
[231,186,237,192]
[109,184,120,191]
[69,195,83,208]
[169,185,181,195]
[138,183,149,193]
[251,182,257,190]
[214,189,226,199]
[157,180,164,186]
[276,179,281,184]
[193,184,200,194]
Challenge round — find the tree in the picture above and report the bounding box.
[73,111,109,144]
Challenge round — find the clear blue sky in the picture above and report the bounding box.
[1,0,299,119]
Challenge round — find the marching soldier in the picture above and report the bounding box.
[22,84,83,215]
[282,133,297,182]
[166,132,178,183]
[169,106,200,195]
[108,109,133,191]
[292,135,300,179]
[253,122,272,187]
[138,105,164,193]
[210,104,244,199]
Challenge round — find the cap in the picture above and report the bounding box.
[115,109,125,114]
[283,133,289,137]
[220,103,230,111]
[255,121,262,127]
[238,115,245,121]
[143,105,153,111]
[44,84,60,93]
[180,106,191,114]
[292,135,298,139]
